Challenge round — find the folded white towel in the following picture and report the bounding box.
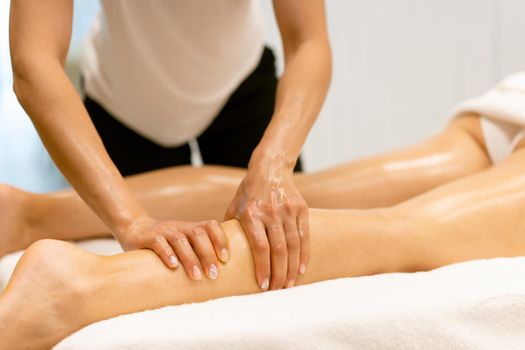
[449,71,525,127]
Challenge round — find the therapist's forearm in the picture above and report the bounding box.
[13,58,149,237]
[252,40,332,169]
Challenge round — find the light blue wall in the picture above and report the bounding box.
[0,0,99,193]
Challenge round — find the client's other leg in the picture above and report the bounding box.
[297,114,491,208]
[0,116,489,257]
[391,143,525,271]
[3,144,525,349]
[0,166,245,256]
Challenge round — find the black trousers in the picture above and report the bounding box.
[84,47,302,177]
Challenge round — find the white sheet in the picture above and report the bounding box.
[1,239,525,349]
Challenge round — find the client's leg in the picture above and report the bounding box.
[0,115,489,257]
[0,210,395,350]
[1,144,524,349]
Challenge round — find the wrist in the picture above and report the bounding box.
[111,211,153,241]
[250,146,297,174]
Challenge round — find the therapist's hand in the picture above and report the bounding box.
[117,218,230,281]
[225,160,309,291]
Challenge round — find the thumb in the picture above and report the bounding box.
[224,199,239,221]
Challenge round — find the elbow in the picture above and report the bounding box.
[12,78,31,112]
[10,53,55,107]
[11,54,34,103]
[12,76,26,106]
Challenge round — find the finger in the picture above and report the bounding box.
[241,215,271,291]
[205,220,230,263]
[284,220,300,288]
[266,220,288,290]
[297,208,310,275]
[169,234,203,281]
[188,227,219,280]
[150,235,179,269]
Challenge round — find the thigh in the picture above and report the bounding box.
[388,136,525,272]
[198,48,303,172]
[297,114,492,208]
[84,96,192,176]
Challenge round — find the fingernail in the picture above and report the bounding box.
[261,278,269,291]
[209,264,218,280]
[286,279,295,289]
[169,255,179,268]
[220,248,229,262]
[299,263,306,274]
[193,266,202,280]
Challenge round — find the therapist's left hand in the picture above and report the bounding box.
[225,158,309,291]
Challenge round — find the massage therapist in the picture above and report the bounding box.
[9,0,331,290]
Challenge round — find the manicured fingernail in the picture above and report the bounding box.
[209,264,218,280]
[220,248,229,262]
[261,278,269,291]
[169,255,179,268]
[286,279,295,289]
[299,263,306,274]
[193,266,202,280]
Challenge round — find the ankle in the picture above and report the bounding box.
[22,192,57,245]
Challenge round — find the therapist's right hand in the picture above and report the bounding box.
[117,218,230,281]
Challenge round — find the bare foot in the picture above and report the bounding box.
[0,184,31,258]
[0,240,93,349]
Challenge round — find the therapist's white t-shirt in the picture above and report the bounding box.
[81,0,265,147]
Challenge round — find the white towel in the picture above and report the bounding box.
[449,71,525,127]
[2,239,524,349]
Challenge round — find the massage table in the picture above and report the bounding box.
[1,239,525,349]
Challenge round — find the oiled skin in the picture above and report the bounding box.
[0,115,490,258]
[0,115,525,349]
